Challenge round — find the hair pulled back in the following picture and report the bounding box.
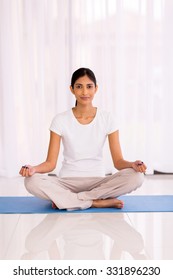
[71,68,97,106]
[71,68,97,88]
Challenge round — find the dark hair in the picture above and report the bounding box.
[71,68,97,106]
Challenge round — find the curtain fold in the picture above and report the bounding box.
[0,0,172,177]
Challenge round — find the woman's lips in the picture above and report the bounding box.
[80,97,90,100]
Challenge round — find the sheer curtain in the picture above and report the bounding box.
[0,0,173,177]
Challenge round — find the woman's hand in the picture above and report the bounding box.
[19,165,36,177]
[132,160,147,173]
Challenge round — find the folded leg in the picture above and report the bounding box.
[77,168,144,201]
[24,175,92,210]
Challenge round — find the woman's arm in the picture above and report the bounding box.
[19,131,61,177]
[108,130,147,173]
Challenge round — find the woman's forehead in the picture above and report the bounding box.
[74,75,94,84]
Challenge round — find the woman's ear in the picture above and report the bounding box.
[70,86,74,94]
[95,85,98,94]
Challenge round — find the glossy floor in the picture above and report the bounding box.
[0,175,173,260]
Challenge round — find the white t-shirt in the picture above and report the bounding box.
[49,108,118,177]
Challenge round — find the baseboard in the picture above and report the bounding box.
[154,170,173,175]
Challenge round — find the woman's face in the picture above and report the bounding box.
[70,75,98,106]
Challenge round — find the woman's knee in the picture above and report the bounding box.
[24,174,51,200]
[134,171,144,187]
[128,169,145,189]
[120,168,144,191]
[24,174,39,193]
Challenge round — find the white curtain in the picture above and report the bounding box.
[0,0,173,177]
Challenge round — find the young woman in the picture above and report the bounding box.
[19,68,146,211]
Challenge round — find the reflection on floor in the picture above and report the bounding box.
[0,175,173,260]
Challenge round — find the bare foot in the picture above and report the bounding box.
[92,198,124,209]
[52,202,58,209]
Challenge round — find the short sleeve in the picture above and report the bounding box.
[49,114,63,136]
[106,112,119,135]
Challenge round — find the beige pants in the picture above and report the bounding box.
[25,168,144,211]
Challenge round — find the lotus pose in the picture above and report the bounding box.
[19,68,146,211]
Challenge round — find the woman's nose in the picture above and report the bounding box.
[82,87,88,95]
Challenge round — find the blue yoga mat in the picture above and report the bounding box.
[0,195,173,213]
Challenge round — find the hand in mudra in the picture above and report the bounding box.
[132,161,147,173]
[19,165,36,177]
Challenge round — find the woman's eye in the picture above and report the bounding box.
[75,84,93,89]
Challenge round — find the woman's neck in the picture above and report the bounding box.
[72,105,97,124]
[73,105,96,117]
